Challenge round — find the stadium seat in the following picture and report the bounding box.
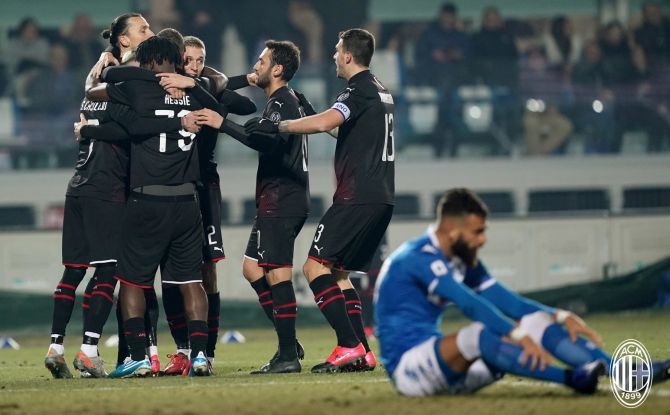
[623,187,670,210]
[242,198,256,223]
[433,191,515,216]
[394,193,421,218]
[528,189,609,214]
[0,205,36,229]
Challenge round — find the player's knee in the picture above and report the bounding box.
[302,258,327,281]
[242,259,261,282]
[518,311,554,345]
[456,322,485,361]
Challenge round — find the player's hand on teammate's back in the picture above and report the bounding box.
[181,112,201,133]
[293,90,316,116]
[562,313,603,347]
[74,113,87,141]
[157,73,197,90]
[518,335,553,371]
[244,117,279,135]
[93,52,119,79]
[193,108,224,130]
[165,87,186,99]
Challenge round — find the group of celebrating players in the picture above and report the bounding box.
[42,11,669,397]
[44,12,393,379]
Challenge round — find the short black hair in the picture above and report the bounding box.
[158,27,185,53]
[437,188,489,219]
[441,2,457,15]
[265,40,301,81]
[136,36,182,68]
[339,28,375,67]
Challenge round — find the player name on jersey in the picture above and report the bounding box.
[164,95,191,106]
[80,100,108,112]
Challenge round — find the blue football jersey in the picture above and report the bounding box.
[375,227,516,374]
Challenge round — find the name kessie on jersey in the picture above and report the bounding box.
[164,95,191,106]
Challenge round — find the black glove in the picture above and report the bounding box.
[244,117,279,135]
[293,89,316,116]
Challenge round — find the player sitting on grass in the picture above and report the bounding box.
[376,188,611,397]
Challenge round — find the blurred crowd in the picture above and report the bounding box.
[395,2,670,157]
[0,0,669,166]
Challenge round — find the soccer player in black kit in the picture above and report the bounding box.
[194,40,310,373]
[247,28,395,373]
[156,35,257,375]
[44,13,156,379]
[87,36,221,377]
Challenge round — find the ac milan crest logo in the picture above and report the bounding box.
[269,111,281,123]
[610,339,653,408]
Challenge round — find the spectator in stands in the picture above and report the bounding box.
[7,18,50,110]
[599,21,645,85]
[287,0,324,71]
[177,0,226,68]
[570,40,620,153]
[22,43,80,145]
[415,3,470,158]
[634,1,670,69]
[543,16,583,78]
[468,7,521,154]
[519,47,573,156]
[62,14,101,77]
[470,6,519,88]
[415,3,470,90]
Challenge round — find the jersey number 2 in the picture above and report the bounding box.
[155,109,196,152]
[382,113,395,162]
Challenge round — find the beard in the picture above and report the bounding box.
[256,70,271,89]
[452,236,477,267]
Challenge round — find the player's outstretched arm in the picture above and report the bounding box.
[479,280,554,320]
[278,109,343,134]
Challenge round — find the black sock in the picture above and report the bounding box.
[144,288,159,349]
[50,266,87,339]
[250,277,275,324]
[84,264,116,339]
[81,276,97,334]
[188,320,208,358]
[309,274,359,348]
[116,301,128,365]
[123,317,147,361]
[162,285,189,350]
[342,288,370,352]
[207,293,220,358]
[272,281,297,360]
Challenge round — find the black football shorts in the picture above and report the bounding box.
[244,215,307,268]
[307,203,393,272]
[198,182,225,262]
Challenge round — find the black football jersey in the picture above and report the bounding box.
[255,86,309,217]
[330,70,395,205]
[66,98,130,202]
[106,79,208,189]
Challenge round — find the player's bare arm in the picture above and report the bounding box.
[278,109,343,134]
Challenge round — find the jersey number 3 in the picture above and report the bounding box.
[155,109,196,152]
[382,113,395,162]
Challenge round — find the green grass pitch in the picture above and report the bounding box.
[0,310,668,414]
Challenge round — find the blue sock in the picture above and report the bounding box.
[479,328,567,385]
[542,323,612,373]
